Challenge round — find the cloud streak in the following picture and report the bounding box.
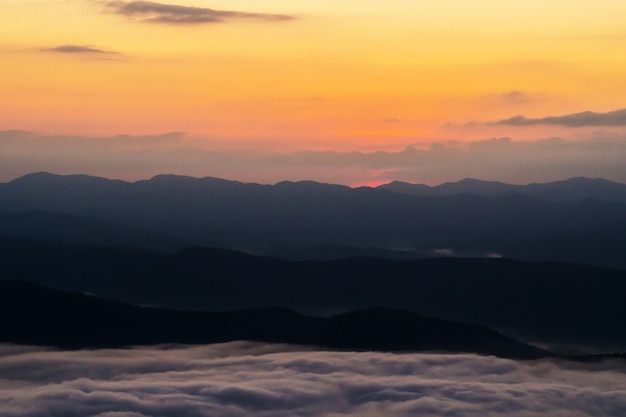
[42,45,120,55]
[486,90,537,105]
[494,108,626,127]
[105,1,294,24]
[1,343,625,417]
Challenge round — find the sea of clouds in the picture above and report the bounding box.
[1,342,625,417]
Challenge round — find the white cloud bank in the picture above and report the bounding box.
[1,342,625,417]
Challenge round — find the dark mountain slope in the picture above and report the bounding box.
[378,177,626,203]
[0,211,188,252]
[1,173,626,267]
[2,239,626,349]
[0,280,549,359]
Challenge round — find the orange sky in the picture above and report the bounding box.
[1,1,626,183]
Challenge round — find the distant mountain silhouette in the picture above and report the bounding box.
[1,173,626,267]
[0,280,550,359]
[0,211,189,252]
[3,238,626,350]
[378,177,626,203]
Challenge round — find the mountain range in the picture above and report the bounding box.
[1,172,626,268]
[378,176,626,202]
[0,280,553,359]
[2,172,626,353]
[2,236,626,351]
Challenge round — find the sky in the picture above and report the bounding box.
[2,0,626,185]
[2,342,626,417]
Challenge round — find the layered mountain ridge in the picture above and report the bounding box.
[1,173,625,268]
[2,236,626,351]
[0,280,552,359]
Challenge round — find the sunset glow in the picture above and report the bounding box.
[2,0,626,184]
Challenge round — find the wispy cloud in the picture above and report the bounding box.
[486,90,537,105]
[494,108,626,127]
[42,44,120,55]
[104,1,294,25]
[1,343,625,417]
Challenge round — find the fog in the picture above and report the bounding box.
[1,342,625,416]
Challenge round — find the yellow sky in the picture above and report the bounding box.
[2,0,626,151]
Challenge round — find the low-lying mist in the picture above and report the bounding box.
[1,342,625,417]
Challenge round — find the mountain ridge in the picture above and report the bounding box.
[2,172,625,268]
[377,176,626,202]
[0,280,550,359]
[7,172,626,195]
[2,237,626,350]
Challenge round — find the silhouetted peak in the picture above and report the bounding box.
[386,180,430,188]
[276,180,323,186]
[559,177,616,186]
[10,171,59,182]
[376,181,431,191]
[436,178,513,192]
[10,172,68,185]
[10,172,125,187]
[145,175,253,190]
[149,174,199,183]
[454,178,507,186]
[274,180,349,191]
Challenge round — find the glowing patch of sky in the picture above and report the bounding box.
[2,0,626,153]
